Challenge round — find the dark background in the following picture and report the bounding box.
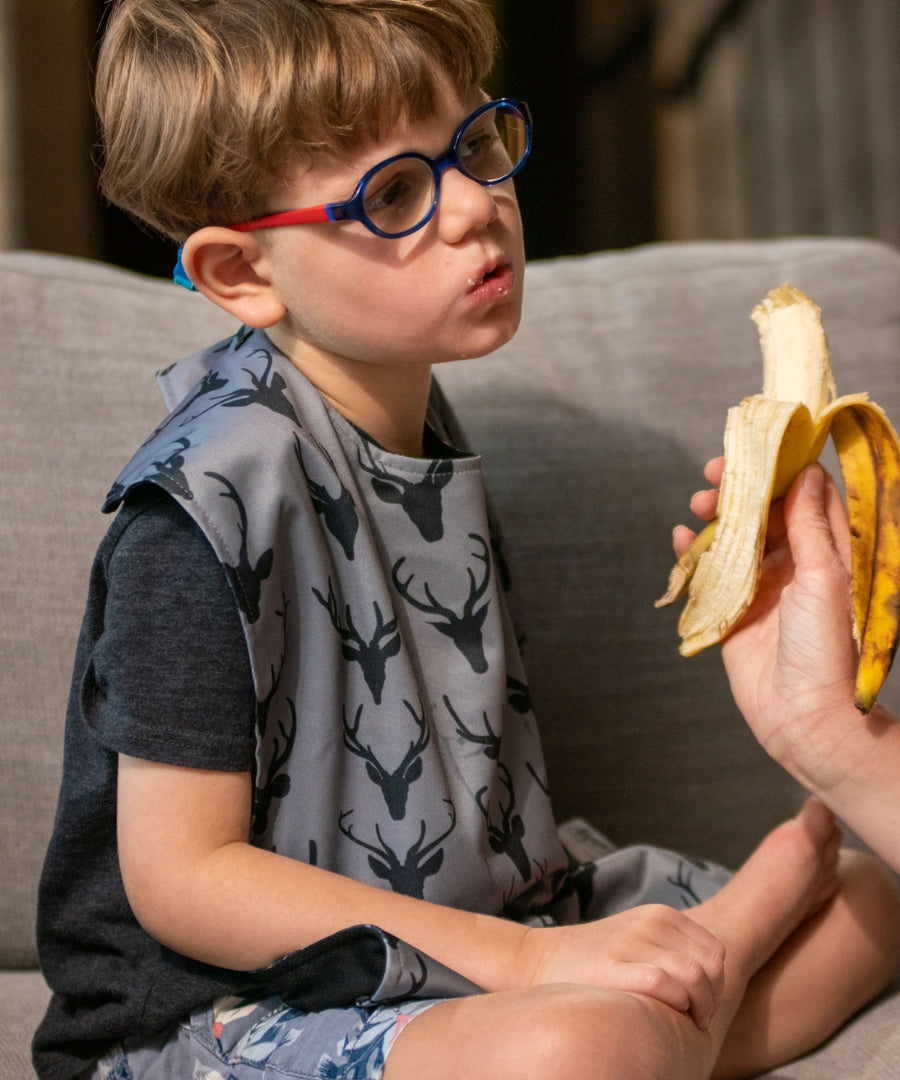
[2,0,898,277]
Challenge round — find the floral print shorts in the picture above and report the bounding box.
[89,993,443,1080]
[85,843,733,1080]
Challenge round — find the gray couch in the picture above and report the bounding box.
[2,237,899,1078]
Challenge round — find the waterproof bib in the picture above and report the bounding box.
[106,327,569,919]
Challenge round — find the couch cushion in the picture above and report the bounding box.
[0,971,53,1077]
[0,253,236,967]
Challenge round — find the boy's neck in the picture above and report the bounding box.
[333,365,434,458]
[267,327,434,457]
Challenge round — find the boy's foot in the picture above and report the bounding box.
[686,797,841,979]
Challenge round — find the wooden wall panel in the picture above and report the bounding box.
[656,0,900,247]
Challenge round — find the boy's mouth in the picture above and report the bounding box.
[467,260,511,295]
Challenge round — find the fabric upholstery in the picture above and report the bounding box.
[2,239,899,1078]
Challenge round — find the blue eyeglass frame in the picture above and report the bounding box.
[174,98,531,289]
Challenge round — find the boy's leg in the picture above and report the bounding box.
[709,845,900,1080]
[384,799,859,1080]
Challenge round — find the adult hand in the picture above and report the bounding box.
[719,464,859,784]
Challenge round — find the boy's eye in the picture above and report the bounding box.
[458,122,512,178]
[459,129,495,161]
[363,160,432,229]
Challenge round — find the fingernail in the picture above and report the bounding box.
[803,463,824,496]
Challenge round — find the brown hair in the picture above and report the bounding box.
[95,0,498,240]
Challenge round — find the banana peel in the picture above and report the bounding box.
[656,285,900,714]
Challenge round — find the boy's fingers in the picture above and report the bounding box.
[649,915,725,1029]
[620,952,719,1030]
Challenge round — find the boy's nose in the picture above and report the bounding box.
[435,167,498,242]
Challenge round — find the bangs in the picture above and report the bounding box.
[279,3,497,157]
[97,0,498,239]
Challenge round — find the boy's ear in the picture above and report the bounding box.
[180,227,286,329]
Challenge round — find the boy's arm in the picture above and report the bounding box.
[117,753,726,1025]
[117,754,525,986]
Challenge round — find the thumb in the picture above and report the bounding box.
[783,463,850,582]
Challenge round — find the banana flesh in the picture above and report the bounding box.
[656,285,900,714]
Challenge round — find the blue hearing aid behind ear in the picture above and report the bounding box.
[173,246,196,291]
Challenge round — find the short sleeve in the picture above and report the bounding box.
[83,485,256,770]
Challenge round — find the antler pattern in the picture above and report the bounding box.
[338,802,456,899]
[294,433,359,560]
[252,700,297,837]
[343,701,430,820]
[192,349,300,426]
[443,695,501,760]
[312,578,401,704]
[475,763,531,882]
[205,471,274,623]
[392,533,491,673]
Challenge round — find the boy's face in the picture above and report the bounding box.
[256,86,525,377]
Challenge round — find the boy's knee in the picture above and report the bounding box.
[839,849,900,912]
[851,847,900,904]
[491,984,704,1080]
[388,984,711,1080]
[837,849,900,971]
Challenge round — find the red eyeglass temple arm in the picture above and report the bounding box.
[230,204,335,232]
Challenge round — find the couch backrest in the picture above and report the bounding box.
[0,254,235,967]
[3,239,900,969]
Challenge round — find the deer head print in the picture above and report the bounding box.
[251,699,297,837]
[205,472,274,623]
[192,349,300,426]
[338,803,456,899]
[293,433,359,560]
[312,579,402,704]
[343,701,430,820]
[443,695,502,760]
[475,763,531,882]
[143,436,194,499]
[392,534,491,674]
[357,443,453,543]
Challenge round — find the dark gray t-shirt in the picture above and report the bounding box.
[33,486,256,1079]
[36,486,477,1080]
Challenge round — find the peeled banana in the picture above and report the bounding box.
[656,285,900,714]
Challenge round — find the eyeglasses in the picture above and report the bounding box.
[173,98,531,288]
[232,97,532,239]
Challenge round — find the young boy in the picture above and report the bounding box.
[34,2,900,1079]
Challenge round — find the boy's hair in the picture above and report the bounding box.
[95,0,498,241]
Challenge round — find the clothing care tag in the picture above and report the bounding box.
[557,817,618,864]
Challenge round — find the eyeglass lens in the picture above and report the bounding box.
[361,103,528,236]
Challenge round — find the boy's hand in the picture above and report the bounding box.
[517,907,726,1029]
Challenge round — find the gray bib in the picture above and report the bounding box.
[106,328,569,920]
